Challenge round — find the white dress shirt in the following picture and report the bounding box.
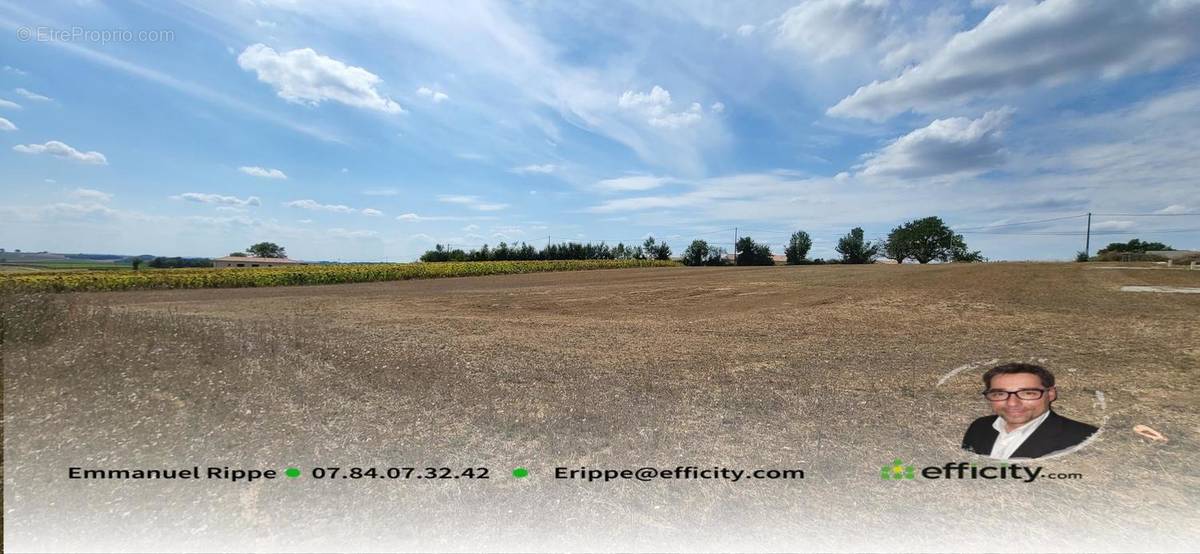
[989,410,1051,459]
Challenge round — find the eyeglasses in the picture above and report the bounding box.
[982,388,1048,401]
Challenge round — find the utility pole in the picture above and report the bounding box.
[1084,212,1092,257]
[733,227,738,266]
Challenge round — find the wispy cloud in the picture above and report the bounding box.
[172,192,261,207]
[239,165,288,179]
[437,194,509,211]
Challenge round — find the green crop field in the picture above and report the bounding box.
[0,259,679,292]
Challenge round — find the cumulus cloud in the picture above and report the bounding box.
[857,108,1013,178]
[237,43,404,113]
[69,188,112,202]
[14,88,51,102]
[736,24,756,37]
[830,0,1200,120]
[437,194,509,211]
[173,192,262,207]
[595,175,672,192]
[773,0,889,63]
[0,117,15,131]
[13,140,108,165]
[511,163,557,174]
[0,98,20,109]
[361,208,383,216]
[618,86,707,129]
[416,86,450,103]
[239,165,288,179]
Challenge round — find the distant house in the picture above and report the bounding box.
[1146,250,1199,261]
[213,256,306,268]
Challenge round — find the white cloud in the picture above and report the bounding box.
[416,86,450,103]
[2,65,27,76]
[363,188,400,196]
[650,102,703,129]
[829,0,1200,120]
[69,188,112,202]
[255,19,278,29]
[462,224,479,232]
[1157,205,1191,214]
[285,199,356,213]
[1092,220,1135,231]
[237,43,404,113]
[710,102,725,113]
[361,208,383,216]
[14,88,51,102]
[618,85,672,112]
[239,165,288,179]
[328,228,379,239]
[773,0,889,63]
[0,117,15,131]
[858,108,1013,178]
[0,98,20,110]
[595,175,672,192]
[173,192,261,207]
[13,140,108,165]
[511,163,557,174]
[618,86,708,129]
[736,24,756,37]
[437,194,509,211]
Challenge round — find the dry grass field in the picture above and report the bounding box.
[3,262,1198,552]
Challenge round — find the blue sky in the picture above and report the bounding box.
[1,0,1198,261]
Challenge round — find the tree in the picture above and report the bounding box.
[884,216,980,264]
[784,230,813,265]
[1075,251,1090,262]
[1098,239,1173,254]
[131,258,142,270]
[951,246,986,263]
[643,236,671,261]
[835,227,878,264]
[735,236,774,265]
[681,240,726,266]
[247,242,286,258]
[227,252,248,257]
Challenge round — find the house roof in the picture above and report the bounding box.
[213,256,304,263]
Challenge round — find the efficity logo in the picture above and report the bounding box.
[880,458,1043,483]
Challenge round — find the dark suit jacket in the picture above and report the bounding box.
[961,410,1098,459]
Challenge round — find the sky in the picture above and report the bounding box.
[1,0,1198,262]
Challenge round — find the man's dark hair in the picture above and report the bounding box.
[982,362,1056,390]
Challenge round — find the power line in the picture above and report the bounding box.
[953,213,1089,232]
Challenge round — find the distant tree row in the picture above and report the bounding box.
[420,218,984,266]
[420,237,672,262]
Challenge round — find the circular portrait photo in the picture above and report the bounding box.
[960,362,1100,460]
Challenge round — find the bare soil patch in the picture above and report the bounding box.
[4,263,1198,552]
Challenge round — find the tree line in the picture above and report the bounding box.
[420,237,672,262]
[421,217,986,265]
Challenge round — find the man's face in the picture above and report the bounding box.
[988,373,1056,428]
